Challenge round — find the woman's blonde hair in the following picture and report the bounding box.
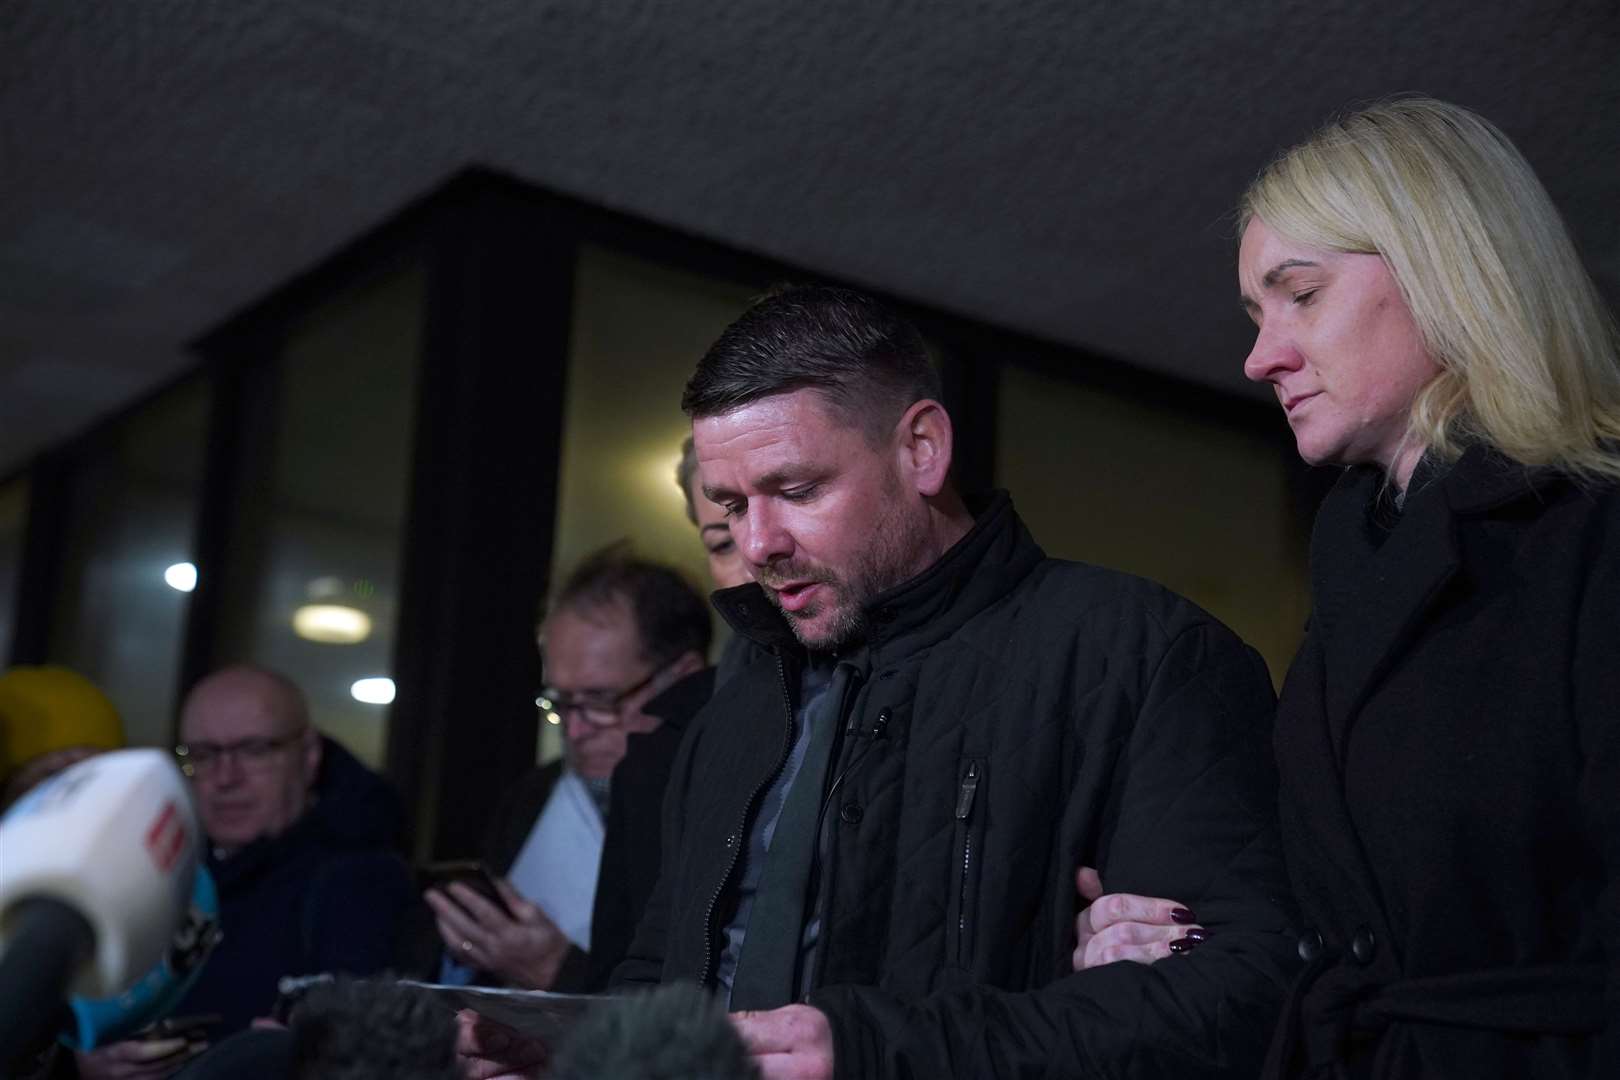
[1240,96,1620,479]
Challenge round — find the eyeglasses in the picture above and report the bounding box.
[537,658,675,729]
[174,729,307,777]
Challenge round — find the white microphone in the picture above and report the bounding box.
[0,750,202,1064]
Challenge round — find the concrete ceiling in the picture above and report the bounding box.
[3,0,1617,475]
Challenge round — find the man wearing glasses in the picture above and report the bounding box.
[170,664,414,1041]
[423,545,712,993]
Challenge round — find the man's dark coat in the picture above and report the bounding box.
[177,738,413,1037]
[1266,447,1620,1079]
[476,671,714,991]
[618,493,1299,1077]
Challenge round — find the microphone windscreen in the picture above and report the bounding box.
[288,978,458,1080]
[553,983,759,1080]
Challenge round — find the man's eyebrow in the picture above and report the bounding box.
[755,468,812,490]
[1262,258,1320,287]
[704,468,815,504]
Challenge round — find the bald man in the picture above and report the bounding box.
[171,665,414,1039]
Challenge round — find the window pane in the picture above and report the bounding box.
[49,382,208,747]
[995,364,1308,684]
[548,246,754,761]
[0,477,27,664]
[218,264,424,769]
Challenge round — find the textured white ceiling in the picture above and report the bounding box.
[3,0,1617,473]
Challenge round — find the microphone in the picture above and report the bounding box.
[60,863,223,1051]
[286,977,459,1080]
[0,750,202,1065]
[552,984,759,1080]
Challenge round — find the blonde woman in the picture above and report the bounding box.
[1074,98,1620,1079]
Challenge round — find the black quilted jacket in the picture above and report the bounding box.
[617,492,1299,1077]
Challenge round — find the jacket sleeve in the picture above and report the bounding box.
[582,760,639,991]
[1574,507,1620,1076]
[811,619,1300,1079]
[609,720,706,989]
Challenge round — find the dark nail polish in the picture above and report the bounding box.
[1182,928,1209,942]
[1169,936,1200,954]
[1171,908,1197,924]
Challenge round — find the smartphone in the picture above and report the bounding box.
[418,859,514,916]
[136,1013,221,1042]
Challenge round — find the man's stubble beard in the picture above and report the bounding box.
[776,482,934,653]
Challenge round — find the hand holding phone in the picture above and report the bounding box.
[419,860,515,917]
[423,873,572,990]
[135,1013,221,1042]
[75,1026,211,1079]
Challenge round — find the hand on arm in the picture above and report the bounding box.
[731,1005,835,1080]
[426,878,572,990]
[1072,865,1206,971]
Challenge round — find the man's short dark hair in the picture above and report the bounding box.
[681,285,942,437]
[675,435,700,525]
[549,543,713,663]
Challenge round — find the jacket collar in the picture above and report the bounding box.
[711,491,1044,666]
[642,667,717,732]
[208,736,402,885]
[1310,444,1561,744]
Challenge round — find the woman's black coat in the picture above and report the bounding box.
[1268,447,1619,1078]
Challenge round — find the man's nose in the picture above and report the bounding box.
[208,752,245,788]
[564,711,596,745]
[737,502,792,567]
[1242,323,1303,384]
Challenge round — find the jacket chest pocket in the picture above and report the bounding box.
[944,756,986,969]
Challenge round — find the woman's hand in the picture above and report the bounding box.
[426,878,571,990]
[1072,866,1206,971]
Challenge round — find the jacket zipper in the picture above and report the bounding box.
[954,759,981,965]
[696,652,797,989]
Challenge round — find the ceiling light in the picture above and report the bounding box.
[351,677,395,705]
[292,604,372,644]
[164,562,198,593]
[307,575,347,600]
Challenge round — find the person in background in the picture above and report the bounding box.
[675,434,763,687]
[675,434,753,593]
[0,665,123,809]
[1,667,207,1080]
[172,665,414,1040]
[1072,97,1620,1079]
[424,545,711,991]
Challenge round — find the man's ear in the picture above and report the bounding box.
[895,399,955,497]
